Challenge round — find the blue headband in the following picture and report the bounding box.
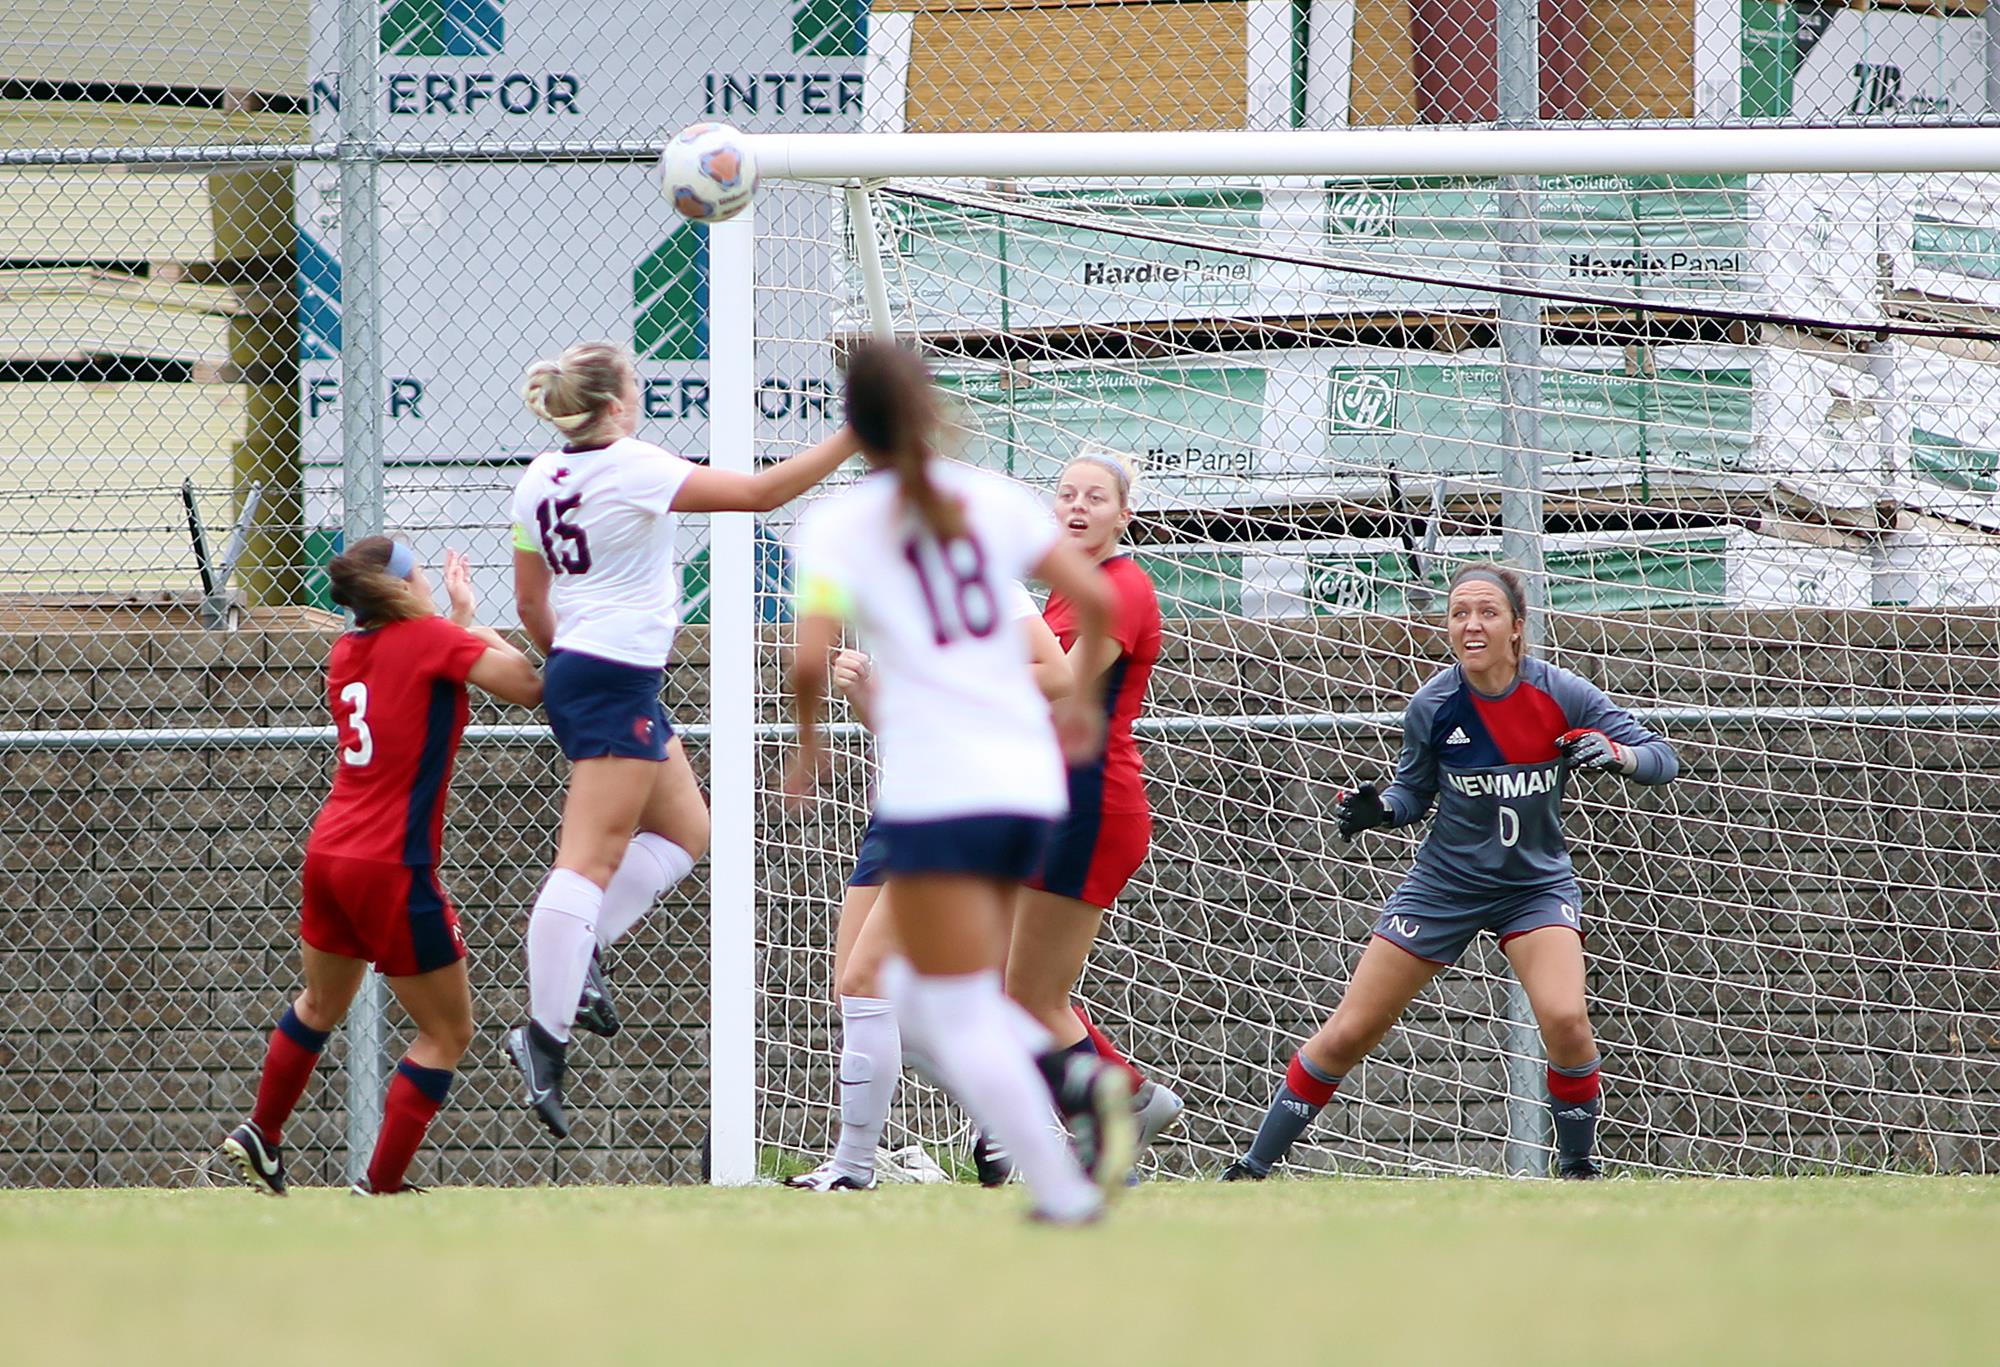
[386,541,416,581]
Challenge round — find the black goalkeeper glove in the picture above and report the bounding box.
[1556,727,1638,776]
[1334,783,1390,840]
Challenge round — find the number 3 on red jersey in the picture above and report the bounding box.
[339,681,374,766]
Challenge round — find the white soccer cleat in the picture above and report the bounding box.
[783,1160,876,1193]
[1133,1080,1187,1150]
[878,1144,952,1185]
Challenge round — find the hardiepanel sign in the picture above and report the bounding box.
[933,345,1754,513]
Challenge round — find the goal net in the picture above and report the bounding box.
[744,152,2000,1180]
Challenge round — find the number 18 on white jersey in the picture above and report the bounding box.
[792,464,1066,823]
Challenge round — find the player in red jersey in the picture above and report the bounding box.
[1002,450,1184,1169]
[221,536,542,1196]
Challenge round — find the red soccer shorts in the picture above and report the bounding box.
[1032,804,1152,910]
[300,850,466,978]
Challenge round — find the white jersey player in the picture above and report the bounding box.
[786,582,1072,1194]
[783,340,1132,1225]
[500,339,858,1141]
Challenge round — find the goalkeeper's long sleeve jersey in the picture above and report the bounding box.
[1380,656,1677,904]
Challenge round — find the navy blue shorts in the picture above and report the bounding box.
[848,817,890,888]
[544,649,672,762]
[1374,880,1585,966]
[874,814,1056,883]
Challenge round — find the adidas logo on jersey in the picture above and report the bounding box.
[1446,726,1472,745]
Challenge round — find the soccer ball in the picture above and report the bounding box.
[659,122,758,224]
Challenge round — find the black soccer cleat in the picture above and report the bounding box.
[350,1179,427,1196]
[1218,1158,1268,1182]
[1557,1158,1602,1181]
[221,1121,286,1197]
[504,1021,571,1140]
[1039,1052,1138,1199]
[972,1132,1014,1189]
[574,947,621,1038]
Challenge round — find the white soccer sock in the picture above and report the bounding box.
[526,868,604,1043]
[895,969,1100,1223]
[594,833,696,950]
[831,995,900,1183]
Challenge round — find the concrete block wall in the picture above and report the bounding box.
[6,609,2000,1184]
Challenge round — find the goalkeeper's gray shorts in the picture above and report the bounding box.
[1372,879,1584,966]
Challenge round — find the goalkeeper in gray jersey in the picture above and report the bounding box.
[1221,563,1678,1181]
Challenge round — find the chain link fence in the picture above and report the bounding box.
[7,1,2000,1187]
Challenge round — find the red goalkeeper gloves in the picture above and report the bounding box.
[1556,728,1637,775]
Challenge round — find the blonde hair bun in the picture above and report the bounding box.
[521,342,633,438]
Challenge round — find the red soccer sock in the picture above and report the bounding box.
[367,1060,454,1193]
[250,1005,331,1145]
[1072,1002,1144,1090]
[1286,1053,1342,1107]
[1547,1061,1603,1106]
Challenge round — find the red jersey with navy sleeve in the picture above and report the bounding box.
[305,615,490,866]
[1042,554,1161,815]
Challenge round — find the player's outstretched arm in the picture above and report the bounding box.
[442,548,542,706]
[674,426,860,514]
[1370,687,1443,829]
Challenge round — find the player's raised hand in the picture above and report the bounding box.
[1556,727,1637,775]
[830,649,871,697]
[1334,782,1389,839]
[443,548,477,625]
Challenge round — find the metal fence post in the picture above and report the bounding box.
[1496,0,1553,1179]
[337,0,389,1184]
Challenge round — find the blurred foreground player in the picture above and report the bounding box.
[786,590,1068,1194]
[784,341,1132,1224]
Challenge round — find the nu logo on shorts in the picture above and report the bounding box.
[1385,914,1420,941]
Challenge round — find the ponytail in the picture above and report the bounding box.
[889,446,965,542]
[843,341,964,541]
[521,341,634,445]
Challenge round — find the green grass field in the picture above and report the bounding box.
[7,1178,1997,1365]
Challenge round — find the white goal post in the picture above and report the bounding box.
[708,127,2000,1185]
[747,127,2000,183]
